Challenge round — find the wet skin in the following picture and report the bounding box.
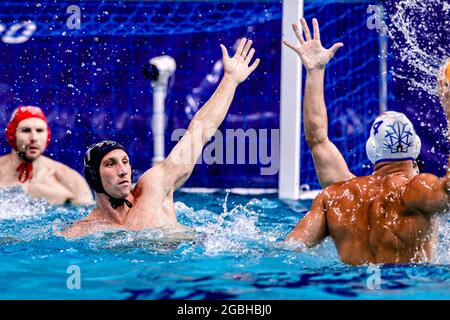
[0,118,93,205]
[283,19,450,265]
[286,161,448,265]
[61,39,261,238]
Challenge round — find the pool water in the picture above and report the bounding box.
[0,187,449,300]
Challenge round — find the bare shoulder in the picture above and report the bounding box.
[41,156,93,204]
[44,156,87,187]
[408,173,440,186]
[0,154,16,185]
[0,154,14,172]
[0,154,11,165]
[403,173,442,200]
[135,161,171,195]
[44,157,81,178]
[323,175,368,196]
[403,172,448,215]
[0,154,10,169]
[59,209,107,238]
[59,217,94,238]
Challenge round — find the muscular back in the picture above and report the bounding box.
[324,173,436,265]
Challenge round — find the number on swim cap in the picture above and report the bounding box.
[373,120,383,135]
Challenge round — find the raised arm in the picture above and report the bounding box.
[285,191,328,247]
[283,18,353,188]
[156,39,260,191]
[404,62,450,215]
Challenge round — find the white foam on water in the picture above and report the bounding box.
[0,186,50,220]
[194,205,265,255]
[174,193,285,256]
[435,213,450,264]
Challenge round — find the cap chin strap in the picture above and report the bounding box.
[15,151,34,183]
[16,161,33,183]
[104,192,133,209]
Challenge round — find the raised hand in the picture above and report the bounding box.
[283,18,343,71]
[220,38,260,85]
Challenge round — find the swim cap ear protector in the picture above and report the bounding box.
[84,140,133,208]
[366,111,421,165]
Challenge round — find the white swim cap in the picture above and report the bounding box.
[366,111,421,165]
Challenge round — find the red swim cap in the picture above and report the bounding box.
[6,106,51,150]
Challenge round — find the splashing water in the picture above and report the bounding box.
[175,191,285,257]
[436,214,450,264]
[385,0,449,98]
[0,186,50,220]
[0,188,449,299]
[383,1,450,265]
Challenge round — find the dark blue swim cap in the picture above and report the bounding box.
[83,140,128,193]
[84,140,133,209]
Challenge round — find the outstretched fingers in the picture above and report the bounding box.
[312,18,320,41]
[234,38,247,57]
[329,42,344,56]
[241,39,253,59]
[300,18,312,41]
[220,44,230,60]
[292,23,305,45]
[282,39,298,52]
[249,58,261,73]
[245,48,255,64]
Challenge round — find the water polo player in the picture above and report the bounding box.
[283,19,449,265]
[0,106,93,205]
[61,39,260,237]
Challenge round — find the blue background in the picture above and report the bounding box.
[0,0,447,190]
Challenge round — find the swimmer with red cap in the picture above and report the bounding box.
[61,39,260,238]
[0,106,93,205]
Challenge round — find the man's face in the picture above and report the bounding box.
[15,118,48,161]
[99,149,132,198]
